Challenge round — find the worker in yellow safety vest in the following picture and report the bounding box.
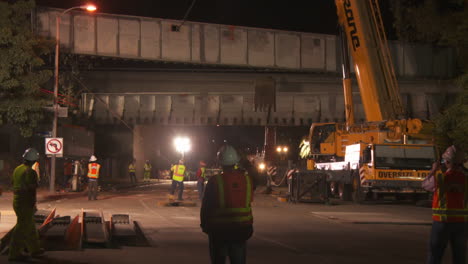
[196,161,207,200]
[201,145,254,264]
[128,159,136,184]
[32,161,40,183]
[170,160,186,200]
[9,148,45,261]
[87,155,101,200]
[144,160,152,182]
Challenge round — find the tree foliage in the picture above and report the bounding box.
[0,0,52,137]
[391,0,468,152]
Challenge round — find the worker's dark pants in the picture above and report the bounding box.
[170,180,184,200]
[197,179,205,200]
[129,172,136,184]
[209,235,246,264]
[427,221,467,264]
[88,179,98,200]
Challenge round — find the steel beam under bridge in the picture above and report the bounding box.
[80,71,457,126]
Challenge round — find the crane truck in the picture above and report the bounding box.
[296,0,437,203]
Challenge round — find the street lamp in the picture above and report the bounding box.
[50,4,97,193]
[174,137,191,159]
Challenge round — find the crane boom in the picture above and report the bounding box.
[336,0,405,121]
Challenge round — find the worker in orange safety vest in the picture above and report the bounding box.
[201,145,253,264]
[87,155,101,201]
[170,160,186,200]
[427,145,467,264]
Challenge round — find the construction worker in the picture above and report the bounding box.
[87,155,101,201]
[144,160,152,182]
[170,160,186,200]
[9,148,44,261]
[201,145,254,264]
[427,145,467,264]
[63,159,73,188]
[196,160,207,200]
[128,159,136,184]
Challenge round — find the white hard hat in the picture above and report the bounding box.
[90,155,97,162]
[23,148,39,162]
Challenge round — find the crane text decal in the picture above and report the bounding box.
[343,0,360,51]
[378,171,428,179]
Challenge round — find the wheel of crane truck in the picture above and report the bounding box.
[351,172,365,203]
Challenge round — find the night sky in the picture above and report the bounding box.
[35,0,339,34]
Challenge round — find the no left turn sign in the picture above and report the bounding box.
[45,138,63,155]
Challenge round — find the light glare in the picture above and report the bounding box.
[83,4,97,12]
[174,137,191,153]
[259,163,266,170]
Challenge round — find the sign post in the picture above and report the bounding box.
[46,138,63,193]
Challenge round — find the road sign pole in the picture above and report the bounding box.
[50,154,56,193]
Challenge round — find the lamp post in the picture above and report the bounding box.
[50,4,97,193]
[174,137,191,160]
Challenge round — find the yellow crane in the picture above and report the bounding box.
[303,0,436,202]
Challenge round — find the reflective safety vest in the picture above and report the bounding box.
[210,170,253,226]
[200,167,206,178]
[144,163,152,172]
[32,162,40,180]
[172,165,186,182]
[87,163,101,179]
[432,168,468,222]
[128,163,135,173]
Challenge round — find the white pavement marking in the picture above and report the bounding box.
[310,211,432,225]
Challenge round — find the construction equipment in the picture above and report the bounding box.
[298,0,436,202]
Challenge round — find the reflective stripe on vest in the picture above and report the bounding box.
[432,169,468,222]
[129,164,135,173]
[201,167,206,178]
[213,172,253,224]
[87,163,100,179]
[172,165,185,182]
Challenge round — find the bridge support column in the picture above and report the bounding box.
[133,125,145,181]
[264,126,277,163]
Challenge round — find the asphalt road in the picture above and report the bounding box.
[0,181,457,263]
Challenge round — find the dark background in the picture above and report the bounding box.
[35,0,339,34]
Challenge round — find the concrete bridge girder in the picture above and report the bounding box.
[80,71,458,126]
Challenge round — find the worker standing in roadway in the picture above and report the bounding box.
[196,160,207,200]
[87,155,101,201]
[170,160,186,201]
[427,145,467,264]
[128,159,136,184]
[144,160,152,182]
[201,145,254,264]
[9,148,44,261]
